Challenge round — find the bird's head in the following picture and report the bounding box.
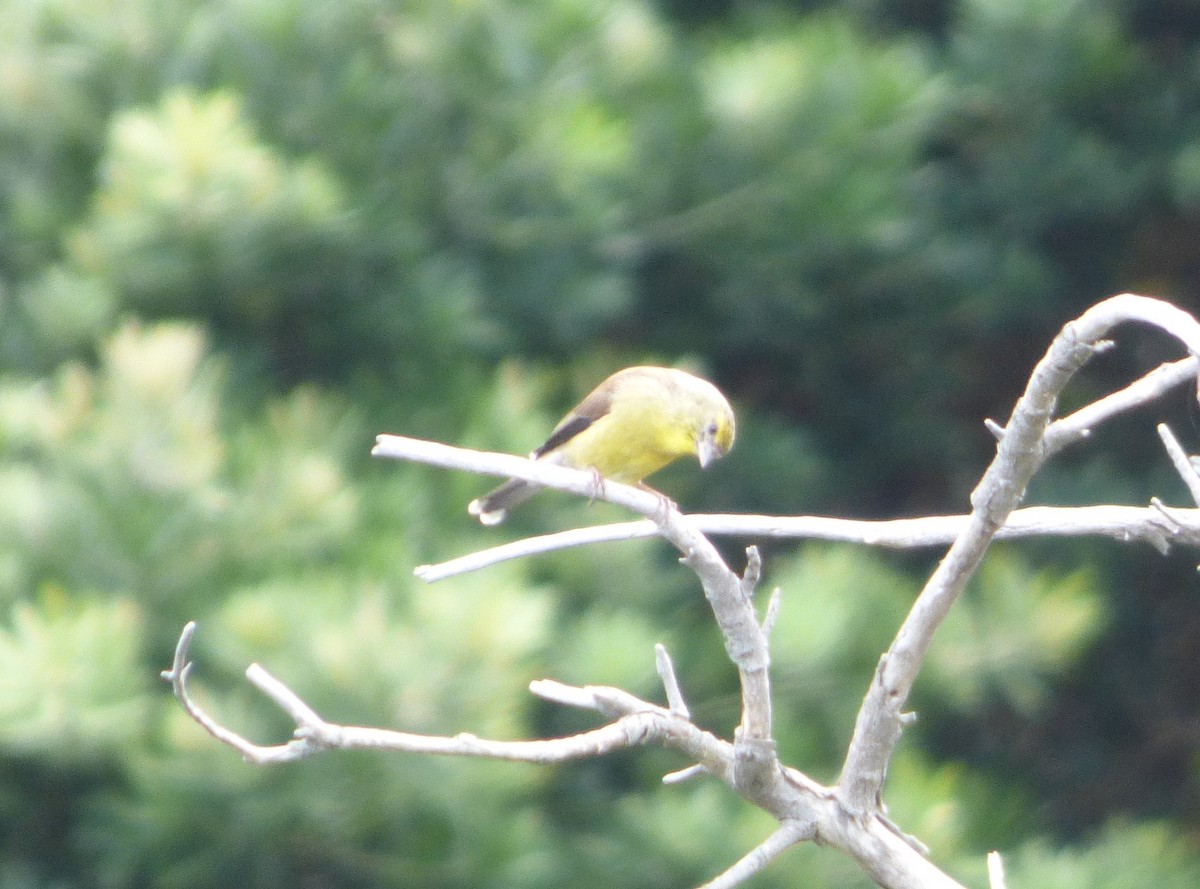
[694,390,736,469]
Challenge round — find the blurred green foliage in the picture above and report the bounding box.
[2,0,1200,885]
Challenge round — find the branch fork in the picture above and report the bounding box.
[164,293,1200,889]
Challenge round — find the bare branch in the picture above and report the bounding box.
[165,625,736,767]
[656,643,690,718]
[819,812,968,889]
[1044,356,1197,457]
[762,588,782,637]
[648,507,778,798]
[698,820,812,889]
[401,353,1198,584]
[878,812,929,856]
[161,622,309,763]
[528,678,607,711]
[741,545,762,598]
[1158,423,1200,507]
[379,428,782,782]
[838,294,1200,817]
[1148,497,1196,555]
[414,504,1200,581]
[414,521,657,581]
[373,434,667,517]
[988,851,1008,889]
[377,436,777,752]
[166,618,967,887]
[663,764,708,784]
[163,295,1200,889]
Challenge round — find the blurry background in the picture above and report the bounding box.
[2,0,1200,885]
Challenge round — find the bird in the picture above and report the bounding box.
[469,366,736,525]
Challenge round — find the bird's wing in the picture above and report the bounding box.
[531,384,616,458]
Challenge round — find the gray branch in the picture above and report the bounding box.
[1157,423,1200,507]
[164,618,964,888]
[698,820,813,889]
[165,293,1200,889]
[837,294,1200,817]
[413,504,1200,581]
[165,622,722,766]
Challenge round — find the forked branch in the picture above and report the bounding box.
[163,621,735,768]
[837,294,1200,816]
[165,294,1200,889]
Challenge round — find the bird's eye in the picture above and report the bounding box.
[705,421,719,437]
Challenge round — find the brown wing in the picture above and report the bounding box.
[531,376,619,458]
[533,415,594,458]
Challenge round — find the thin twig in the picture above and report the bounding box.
[410,356,1197,585]
[164,626,732,767]
[761,588,782,637]
[1148,497,1190,555]
[414,521,658,580]
[740,545,762,598]
[162,622,322,763]
[838,294,1200,817]
[656,643,690,718]
[1043,356,1197,457]
[1157,423,1200,507]
[698,820,812,889]
[646,506,777,790]
[414,504,1200,581]
[987,851,1007,889]
[663,764,708,784]
[246,663,324,727]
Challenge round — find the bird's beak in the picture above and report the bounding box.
[697,437,724,469]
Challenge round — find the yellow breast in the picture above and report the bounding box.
[553,383,698,483]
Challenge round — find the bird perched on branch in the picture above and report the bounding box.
[469,366,736,525]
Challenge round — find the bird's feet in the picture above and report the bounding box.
[586,467,606,504]
[637,482,677,524]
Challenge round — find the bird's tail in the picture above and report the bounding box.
[468,479,543,525]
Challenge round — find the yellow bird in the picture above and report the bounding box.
[469,366,736,525]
